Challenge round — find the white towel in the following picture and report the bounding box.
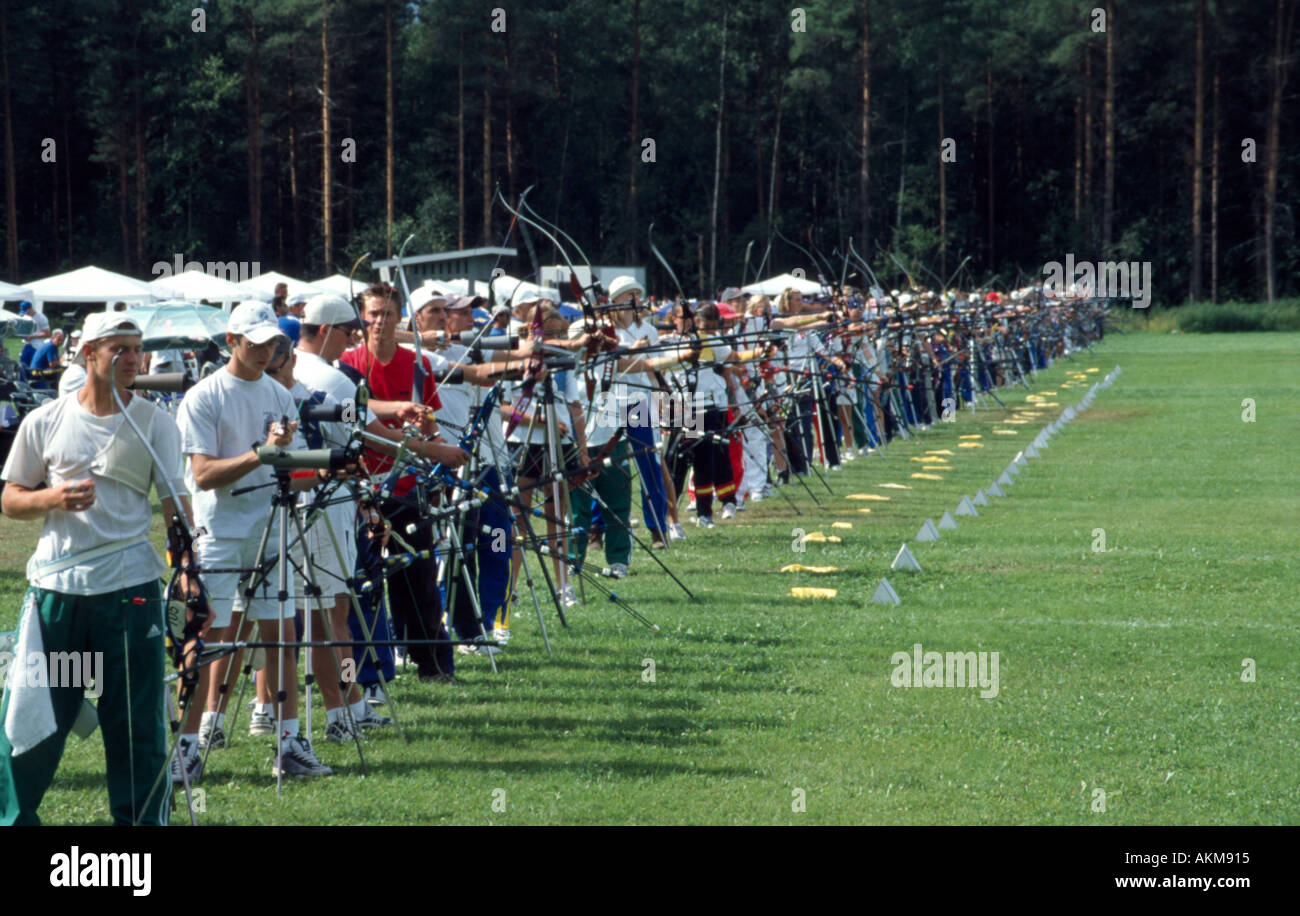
[3,593,57,755]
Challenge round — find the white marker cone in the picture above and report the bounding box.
[891,543,923,570]
[988,480,1006,498]
[1025,443,1041,458]
[973,488,991,506]
[871,578,901,605]
[937,511,959,530]
[955,496,978,517]
[1013,451,1027,468]
[997,470,1014,486]
[916,519,941,542]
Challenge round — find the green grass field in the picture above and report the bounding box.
[2,329,1297,825]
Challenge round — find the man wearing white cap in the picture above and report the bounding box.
[1,313,188,824]
[176,301,333,781]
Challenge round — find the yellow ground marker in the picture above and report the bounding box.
[958,442,984,448]
[878,483,913,489]
[791,587,838,599]
[801,532,843,543]
[959,434,982,440]
[911,472,943,480]
[925,449,955,456]
[780,564,840,574]
[846,493,890,501]
[993,429,1018,435]
[832,522,852,529]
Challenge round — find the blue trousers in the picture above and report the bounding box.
[625,422,669,535]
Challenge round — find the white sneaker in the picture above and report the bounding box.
[273,735,333,780]
[249,709,276,737]
[696,516,715,529]
[720,504,737,520]
[492,627,511,646]
[198,718,225,750]
[843,448,857,461]
[458,636,501,656]
[169,738,203,785]
[669,523,687,541]
[364,684,388,707]
[609,562,628,579]
[560,584,579,608]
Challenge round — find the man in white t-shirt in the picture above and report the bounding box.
[176,302,332,782]
[1,313,189,825]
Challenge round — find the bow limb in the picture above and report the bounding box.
[647,223,685,299]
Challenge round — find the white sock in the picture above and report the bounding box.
[200,710,216,728]
[254,703,273,717]
[349,699,369,720]
[280,718,300,750]
[216,712,225,729]
[326,706,345,725]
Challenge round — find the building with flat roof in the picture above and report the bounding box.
[373,247,517,286]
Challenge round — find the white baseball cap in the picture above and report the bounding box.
[607,275,644,301]
[227,301,286,344]
[302,294,363,329]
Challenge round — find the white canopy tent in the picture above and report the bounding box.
[308,274,363,298]
[740,272,823,298]
[149,270,249,310]
[237,270,322,301]
[0,279,32,302]
[489,274,563,307]
[24,265,155,310]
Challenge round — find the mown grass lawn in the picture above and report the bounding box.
[2,329,1296,824]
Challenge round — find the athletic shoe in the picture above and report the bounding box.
[609,562,629,579]
[696,516,715,529]
[843,448,857,461]
[458,636,501,657]
[561,584,579,608]
[720,504,737,520]
[364,684,388,707]
[669,523,687,541]
[829,464,843,472]
[493,627,511,646]
[198,721,225,750]
[355,708,394,730]
[324,719,359,744]
[249,709,276,737]
[273,736,333,779]
[736,499,747,511]
[751,491,765,503]
[170,739,203,785]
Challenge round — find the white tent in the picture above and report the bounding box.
[24,265,155,310]
[488,274,563,307]
[740,272,823,297]
[309,274,363,298]
[149,269,249,309]
[238,270,322,301]
[0,279,32,302]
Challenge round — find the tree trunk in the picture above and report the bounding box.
[246,11,262,261]
[937,39,946,281]
[482,73,492,245]
[385,0,394,257]
[1102,0,1115,256]
[1084,45,1092,239]
[135,102,147,266]
[288,76,301,268]
[626,0,640,260]
[1262,0,1296,302]
[321,2,333,273]
[767,43,785,229]
[457,32,465,250]
[1073,92,1082,224]
[1210,53,1220,304]
[505,30,516,202]
[1,1,18,280]
[119,93,131,273]
[708,6,727,297]
[1190,0,1205,302]
[859,0,871,249]
[986,57,994,269]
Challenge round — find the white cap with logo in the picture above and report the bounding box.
[227,302,286,344]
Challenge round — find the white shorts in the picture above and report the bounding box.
[299,503,359,598]
[194,534,296,628]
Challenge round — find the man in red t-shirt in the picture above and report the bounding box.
[340,285,467,682]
